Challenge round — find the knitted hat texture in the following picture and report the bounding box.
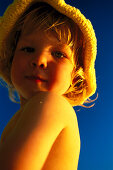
[0,0,97,105]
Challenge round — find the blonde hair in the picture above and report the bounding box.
[3,2,90,106]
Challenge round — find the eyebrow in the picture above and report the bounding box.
[19,35,72,53]
[55,43,72,52]
[18,37,34,44]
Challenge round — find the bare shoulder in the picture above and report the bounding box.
[24,91,76,127]
[0,109,22,144]
[0,92,80,170]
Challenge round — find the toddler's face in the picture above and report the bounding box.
[11,29,74,105]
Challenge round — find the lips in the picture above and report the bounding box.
[25,75,47,82]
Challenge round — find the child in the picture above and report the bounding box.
[0,0,97,169]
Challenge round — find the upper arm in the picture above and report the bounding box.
[0,92,73,170]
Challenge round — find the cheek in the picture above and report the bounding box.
[11,58,17,80]
[49,63,72,84]
[11,60,19,86]
[11,55,26,84]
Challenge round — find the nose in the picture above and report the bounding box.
[30,54,48,69]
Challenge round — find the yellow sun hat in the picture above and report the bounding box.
[0,0,97,105]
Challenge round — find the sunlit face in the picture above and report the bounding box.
[11,29,74,106]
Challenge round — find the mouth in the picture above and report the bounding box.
[25,76,47,82]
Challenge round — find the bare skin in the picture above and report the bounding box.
[0,92,80,170]
[0,29,80,170]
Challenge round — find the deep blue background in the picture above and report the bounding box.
[0,0,113,169]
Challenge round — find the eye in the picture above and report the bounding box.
[51,51,66,59]
[21,47,35,53]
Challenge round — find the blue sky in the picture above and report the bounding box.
[0,0,113,170]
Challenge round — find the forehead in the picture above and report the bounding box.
[19,28,71,49]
